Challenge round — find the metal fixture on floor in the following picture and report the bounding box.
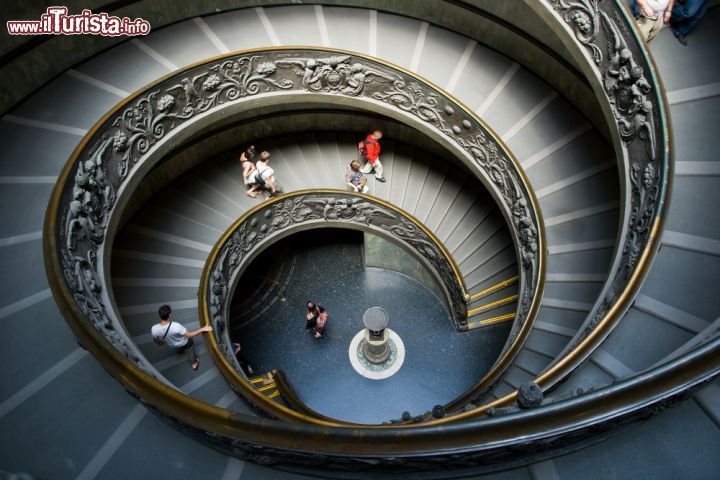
[362,306,391,364]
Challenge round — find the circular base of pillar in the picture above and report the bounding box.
[348,328,405,380]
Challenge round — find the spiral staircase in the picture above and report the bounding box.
[0,1,719,479]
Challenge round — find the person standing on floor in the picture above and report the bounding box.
[305,301,328,338]
[635,0,675,42]
[345,160,369,193]
[671,0,710,45]
[359,130,386,183]
[151,304,212,371]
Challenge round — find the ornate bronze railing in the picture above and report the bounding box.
[475,0,673,406]
[410,0,674,421]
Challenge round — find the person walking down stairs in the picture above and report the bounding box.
[151,304,212,371]
[359,130,386,182]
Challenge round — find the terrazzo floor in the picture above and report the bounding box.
[232,230,511,424]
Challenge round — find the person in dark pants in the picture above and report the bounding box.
[305,301,328,338]
[671,0,710,45]
[151,304,212,370]
[305,301,318,332]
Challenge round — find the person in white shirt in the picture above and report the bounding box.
[151,304,212,370]
[246,151,280,198]
[636,0,676,42]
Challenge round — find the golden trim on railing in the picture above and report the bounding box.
[468,276,519,302]
[467,295,519,318]
[37,3,689,463]
[473,313,517,327]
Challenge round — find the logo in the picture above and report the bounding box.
[7,6,151,36]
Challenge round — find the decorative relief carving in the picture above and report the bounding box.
[276,54,396,96]
[554,0,603,63]
[39,1,683,463]
[549,0,665,345]
[456,131,538,340]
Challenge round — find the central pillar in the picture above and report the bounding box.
[362,306,390,364]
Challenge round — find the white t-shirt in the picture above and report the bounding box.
[257,163,275,184]
[151,321,188,348]
[643,0,670,15]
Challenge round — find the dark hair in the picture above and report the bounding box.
[158,304,172,320]
[306,301,316,312]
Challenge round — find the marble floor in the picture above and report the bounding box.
[232,230,512,424]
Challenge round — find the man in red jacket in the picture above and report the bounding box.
[359,130,387,182]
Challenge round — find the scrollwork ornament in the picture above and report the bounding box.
[552,0,603,64]
[547,0,665,345]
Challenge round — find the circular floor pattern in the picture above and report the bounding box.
[348,329,406,380]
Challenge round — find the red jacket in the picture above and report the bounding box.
[362,134,381,163]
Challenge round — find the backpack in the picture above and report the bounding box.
[358,139,369,159]
[254,164,268,187]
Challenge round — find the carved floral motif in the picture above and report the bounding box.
[550,0,664,345]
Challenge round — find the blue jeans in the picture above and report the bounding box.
[672,0,710,37]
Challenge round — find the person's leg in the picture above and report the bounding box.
[646,15,665,42]
[674,0,710,38]
[373,159,384,179]
[636,17,655,41]
[184,338,199,369]
[672,0,706,20]
[361,185,370,194]
[360,161,373,174]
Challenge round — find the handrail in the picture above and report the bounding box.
[467,295,519,318]
[467,275,519,302]
[199,189,470,423]
[519,0,672,391]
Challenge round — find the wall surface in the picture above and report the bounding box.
[364,231,448,306]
